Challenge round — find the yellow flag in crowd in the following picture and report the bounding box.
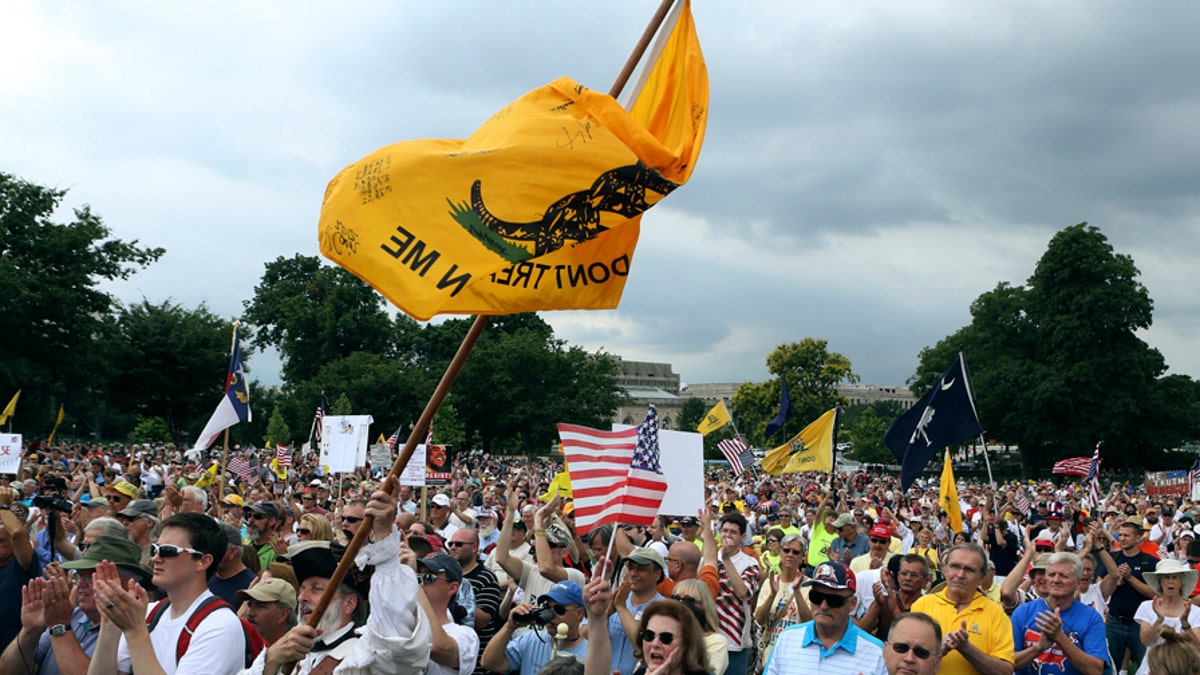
[194,462,219,488]
[762,409,836,474]
[941,449,964,534]
[696,401,731,435]
[318,1,707,320]
[48,405,65,443]
[270,457,288,481]
[540,466,574,502]
[0,390,20,426]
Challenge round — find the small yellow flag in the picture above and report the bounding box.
[540,469,574,502]
[696,401,731,435]
[270,457,288,481]
[0,390,20,426]
[48,405,65,444]
[941,450,964,535]
[762,409,837,474]
[194,462,219,488]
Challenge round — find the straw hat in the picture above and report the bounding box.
[1144,558,1200,597]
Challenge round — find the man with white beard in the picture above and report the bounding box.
[240,489,431,675]
[476,509,500,555]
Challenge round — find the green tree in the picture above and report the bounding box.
[243,255,396,384]
[108,300,238,445]
[733,338,858,447]
[0,173,163,432]
[133,416,171,444]
[844,407,893,464]
[676,397,709,433]
[431,404,466,449]
[266,407,292,447]
[331,393,353,415]
[911,223,1200,473]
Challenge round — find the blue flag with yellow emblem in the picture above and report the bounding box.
[190,326,252,454]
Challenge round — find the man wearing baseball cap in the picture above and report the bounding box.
[851,523,897,573]
[236,578,297,646]
[244,501,282,568]
[608,547,667,675]
[415,552,478,675]
[764,561,885,674]
[481,580,588,675]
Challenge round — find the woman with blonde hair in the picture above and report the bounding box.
[632,599,710,675]
[1135,558,1200,675]
[1146,625,1200,675]
[671,579,727,675]
[297,512,333,541]
[753,533,810,670]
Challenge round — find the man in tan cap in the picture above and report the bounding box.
[237,579,297,646]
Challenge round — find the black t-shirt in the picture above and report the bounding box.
[987,528,1021,576]
[207,567,257,608]
[1108,550,1159,619]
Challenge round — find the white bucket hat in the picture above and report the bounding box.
[1144,558,1200,597]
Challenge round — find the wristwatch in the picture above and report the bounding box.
[49,624,70,637]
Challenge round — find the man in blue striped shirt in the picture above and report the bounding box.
[764,561,886,675]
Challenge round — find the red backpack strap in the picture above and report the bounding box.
[175,596,232,664]
[145,599,172,631]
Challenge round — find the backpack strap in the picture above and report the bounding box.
[175,596,232,664]
[145,599,172,632]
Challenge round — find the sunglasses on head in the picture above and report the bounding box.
[640,629,675,645]
[808,588,850,608]
[890,642,934,659]
[151,544,203,559]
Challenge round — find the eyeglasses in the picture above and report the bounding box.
[808,589,850,608]
[546,603,569,616]
[890,642,935,660]
[151,544,204,559]
[766,537,779,543]
[342,516,363,524]
[301,497,315,502]
[447,541,471,548]
[247,513,268,521]
[640,629,675,645]
[297,528,311,535]
[417,573,445,585]
[946,562,981,576]
[870,537,890,545]
[782,548,804,555]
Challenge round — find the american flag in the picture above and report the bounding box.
[1051,457,1091,477]
[313,395,328,443]
[1189,455,1200,495]
[276,444,291,467]
[1087,442,1102,510]
[718,437,755,476]
[246,454,260,484]
[1015,489,1031,517]
[387,424,402,452]
[557,405,668,535]
[228,455,254,482]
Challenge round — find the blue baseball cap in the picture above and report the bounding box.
[543,580,583,607]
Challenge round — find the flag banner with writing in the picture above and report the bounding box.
[884,354,983,490]
[0,434,21,474]
[697,401,731,435]
[191,327,252,455]
[559,405,667,534]
[762,409,836,475]
[1051,457,1092,477]
[318,1,707,320]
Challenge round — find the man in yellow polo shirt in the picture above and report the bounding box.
[912,542,1014,675]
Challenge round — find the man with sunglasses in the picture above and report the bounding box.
[414,552,478,675]
[244,501,282,568]
[852,523,898,574]
[339,499,367,543]
[480,580,588,675]
[104,481,140,517]
[764,561,886,675]
[448,528,502,675]
[884,612,944,675]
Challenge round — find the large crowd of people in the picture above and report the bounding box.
[4,441,1200,674]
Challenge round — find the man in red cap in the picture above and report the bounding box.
[851,523,897,573]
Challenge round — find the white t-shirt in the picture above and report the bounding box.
[1134,601,1200,675]
[426,618,480,675]
[1079,582,1110,621]
[117,591,247,675]
[518,559,585,604]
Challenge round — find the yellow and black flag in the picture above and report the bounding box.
[318,1,707,320]
[762,409,836,474]
[696,401,731,435]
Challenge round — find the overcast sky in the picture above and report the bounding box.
[4,1,1199,391]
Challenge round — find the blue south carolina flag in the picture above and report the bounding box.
[884,354,982,490]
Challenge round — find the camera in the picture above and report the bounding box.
[513,605,556,627]
[34,494,73,513]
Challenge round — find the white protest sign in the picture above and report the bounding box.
[399,444,428,487]
[320,415,373,473]
[0,434,21,474]
[369,443,392,468]
[612,426,704,517]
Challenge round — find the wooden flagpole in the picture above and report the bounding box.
[294,0,680,647]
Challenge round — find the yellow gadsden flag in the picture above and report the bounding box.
[0,390,20,426]
[762,409,836,474]
[941,449,964,534]
[696,401,731,435]
[318,1,707,320]
[540,468,574,502]
[193,462,220,489]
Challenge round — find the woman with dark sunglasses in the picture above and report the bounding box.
[754,534,811,670]
[632,599,712,675]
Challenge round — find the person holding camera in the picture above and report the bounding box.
[480,580,587,675]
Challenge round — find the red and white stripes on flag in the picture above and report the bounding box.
[718,437,752,476]
[276,445,291,467]
[1189,456,1200,496]
[1052,457,1092,477]
[228,455,254,481]
[558,410,667,535]
[1087,442,1102,510]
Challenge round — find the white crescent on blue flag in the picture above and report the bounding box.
[884,353,982,490]
[190,327,252,455]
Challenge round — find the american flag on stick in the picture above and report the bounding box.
[1188,455,1200,496]
[718,437,755,477]
[228,455,254,482]
[276,444,291,467]
[387,424,402,452]
[313,395,328,443]
[1051,457,1092,477]
[1086,442,1102,510]
[558,405,668,534]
